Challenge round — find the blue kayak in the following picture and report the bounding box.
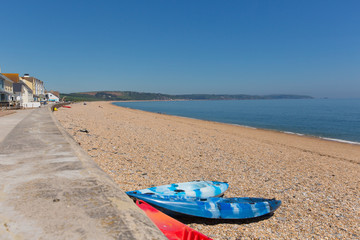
[126,180,228,198]
[126,193,281,219]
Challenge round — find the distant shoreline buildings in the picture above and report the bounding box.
[0,70,59,109]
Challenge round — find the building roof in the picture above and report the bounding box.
[13,82,33,93]
[0,73,14,83]
[46,90,60,97]
[21,76,35,83]
[22,76,43,84]
[2,73,20,83]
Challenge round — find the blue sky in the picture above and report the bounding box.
[1,0,359,98]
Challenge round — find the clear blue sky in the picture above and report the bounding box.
[1,0,359,98]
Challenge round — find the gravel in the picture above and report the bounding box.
[54,101,360,240]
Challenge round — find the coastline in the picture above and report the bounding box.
[112,99,360,145]
[114,100,360,150]
[54,101,360,239]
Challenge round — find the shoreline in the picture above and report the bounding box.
[109,103,360,164]
[54,101,360,239]
[111,101,360,146]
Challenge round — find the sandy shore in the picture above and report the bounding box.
[54,101,360,240]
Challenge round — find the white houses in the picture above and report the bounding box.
[13,82,35,107]
[45,92,59,102]
[21,74,45,101]
[1,69,60,108]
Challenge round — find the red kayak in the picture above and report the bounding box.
[136,200,212,240]
[62,105,71,108]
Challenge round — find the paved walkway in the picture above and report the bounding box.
[0,109,34,142]
[0,108,166,239]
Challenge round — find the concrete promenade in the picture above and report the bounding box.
[0,107,166,239]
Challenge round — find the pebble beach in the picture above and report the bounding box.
[54,101,360,240]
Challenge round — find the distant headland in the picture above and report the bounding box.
[60,91,313,102]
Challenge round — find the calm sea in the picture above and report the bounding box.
[113,99,360,144]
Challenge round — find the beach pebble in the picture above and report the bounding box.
[54,101,360,240]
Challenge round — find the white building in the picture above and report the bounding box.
[45,92,59,102]
[21,74,45,101]
[13,82,36,108]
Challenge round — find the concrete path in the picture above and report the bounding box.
[0,109,34,142]
[0,108,166,239]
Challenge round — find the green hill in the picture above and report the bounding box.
[60,91,313,102]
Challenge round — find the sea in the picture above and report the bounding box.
[113,99,360,144]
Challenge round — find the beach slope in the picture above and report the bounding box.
[54,101,360,239]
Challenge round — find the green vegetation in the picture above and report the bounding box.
[60,91,313,102]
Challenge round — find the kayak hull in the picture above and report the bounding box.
[128,193,281,219]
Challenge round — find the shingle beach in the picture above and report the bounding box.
[54,101,360,240]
